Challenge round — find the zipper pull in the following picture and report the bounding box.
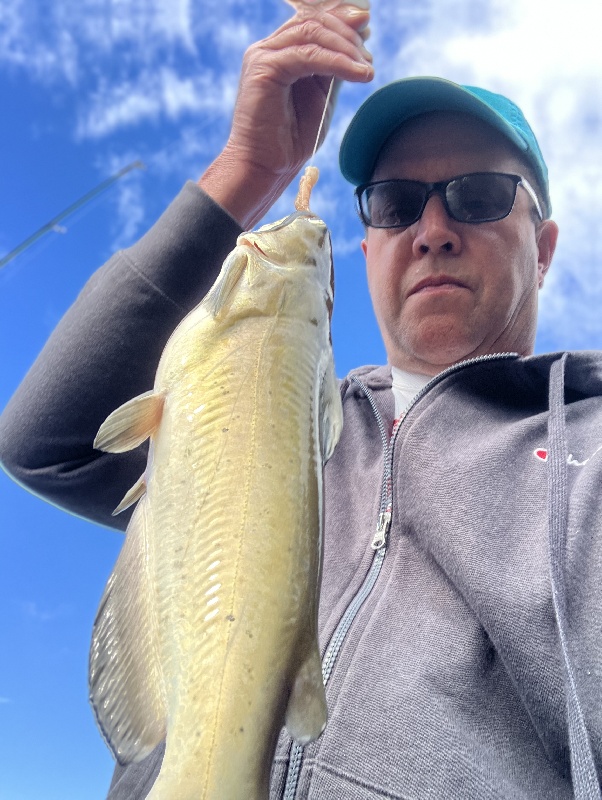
[371,511,391,550]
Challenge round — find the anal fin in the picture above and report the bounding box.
[112,473,146,516]
[89,499,166,764]
[285,640,327,745]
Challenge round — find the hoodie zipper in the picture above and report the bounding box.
[282,376,393,800]
[280,352,518,800]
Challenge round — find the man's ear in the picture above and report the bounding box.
[536,220,559,288]
[361,237,368,259]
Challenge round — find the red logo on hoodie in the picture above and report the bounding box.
[534,445,602,466]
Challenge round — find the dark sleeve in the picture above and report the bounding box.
[0,181,243,531]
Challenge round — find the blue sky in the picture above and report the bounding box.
[1,0,601,797]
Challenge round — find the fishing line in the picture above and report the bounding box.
[311,76,336,162]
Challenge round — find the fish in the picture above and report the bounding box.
[89,166,343,800]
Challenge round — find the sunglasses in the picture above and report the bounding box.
[355,172,543,228]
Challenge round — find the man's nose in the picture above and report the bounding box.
[411,195,462,257]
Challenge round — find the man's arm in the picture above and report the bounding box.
[0,4,373,530]
[0,186,243,530]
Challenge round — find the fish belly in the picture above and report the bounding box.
[146,314,324,800]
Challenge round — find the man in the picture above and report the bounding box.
[1,5,602,799]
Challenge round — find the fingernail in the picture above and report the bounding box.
[340,5,370,24]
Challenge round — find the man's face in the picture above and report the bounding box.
[361,111,558,376]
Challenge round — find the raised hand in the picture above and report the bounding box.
[199,1,373,228]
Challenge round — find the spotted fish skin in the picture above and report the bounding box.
[89,204,342,800]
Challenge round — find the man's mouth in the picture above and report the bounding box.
[409,275,469,296]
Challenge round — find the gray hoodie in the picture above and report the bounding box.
[1,182,601,799]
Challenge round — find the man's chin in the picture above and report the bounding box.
[388,327,483,375]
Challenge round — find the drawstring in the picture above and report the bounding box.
[548,353,601,798]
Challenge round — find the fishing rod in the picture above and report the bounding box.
[0,159,146,271]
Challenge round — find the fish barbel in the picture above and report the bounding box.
[89,166,343,800]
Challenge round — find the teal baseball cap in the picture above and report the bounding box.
[339,76,551,216]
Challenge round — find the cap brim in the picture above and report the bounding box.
[339,77,531,187]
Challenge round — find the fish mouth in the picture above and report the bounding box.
[252,240,268,257]
[239,238,267,258]
[408,275,469,296]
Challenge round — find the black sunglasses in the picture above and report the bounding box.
[355,172,543,228]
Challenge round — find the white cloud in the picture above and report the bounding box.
[110,176,147,252]
[213,19,255,56]
[79,81,158,139]
[0,0,277,129]
[149,123,224,175]
[22,601,73,622]
[109,0,196,50]
[76,68,238,139]
[0,1,77,83]
[0,0,200,83]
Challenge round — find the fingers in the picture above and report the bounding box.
[283,2,371,34]
[199,3,374,228]
[250,7,373,85]
[269,11,371,58]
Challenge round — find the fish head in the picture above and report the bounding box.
[241,211,329,268]
[238,211,334,310]
[206,210,334,324]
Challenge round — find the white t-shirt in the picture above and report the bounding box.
[390,366,431,419]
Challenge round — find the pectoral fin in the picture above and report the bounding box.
[94,391,164,453]
[285,640,327,745]
[89,499,166,764]
[207,247,248,318]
